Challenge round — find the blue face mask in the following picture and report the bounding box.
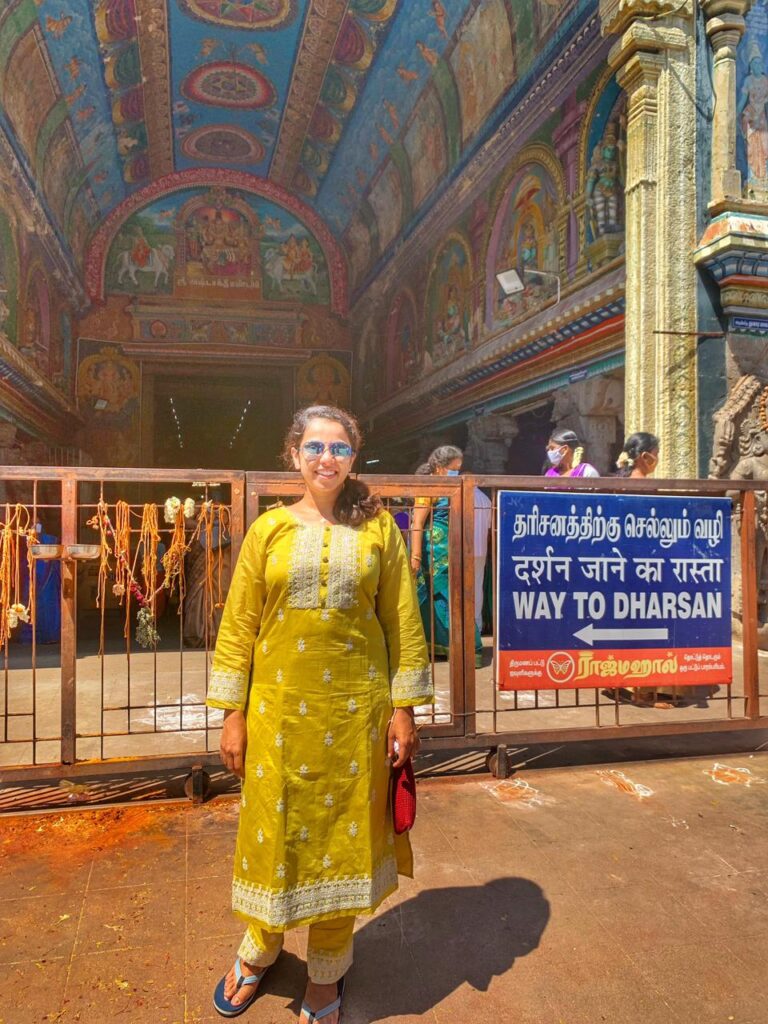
[547,448,565,467]
[446,469,460,476]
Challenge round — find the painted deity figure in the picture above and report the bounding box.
[296,238,314,274]
[282,235,301,274]
[435,284,466,362]
[739,42,768,184]
[198,212,251,275]
[200,218,221,271]
[131,227,151,269]
[585,120,625,237]
[520,220,538,268]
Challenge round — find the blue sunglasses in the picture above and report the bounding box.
[300,441,355,460]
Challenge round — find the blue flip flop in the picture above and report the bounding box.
[213,957,268,1018]
[300,975,346,1022]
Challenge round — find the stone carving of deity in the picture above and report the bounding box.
[710,376,768,645]
[586,119,625,238]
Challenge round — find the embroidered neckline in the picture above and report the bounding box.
[284,507,361,530]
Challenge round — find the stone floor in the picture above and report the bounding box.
[1,752,767,1023]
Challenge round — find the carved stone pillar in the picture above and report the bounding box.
[463,413,519,474]
[551,373,625,473]
[601,0,699,477]
[701,0,751,203]
[553,95,586,278]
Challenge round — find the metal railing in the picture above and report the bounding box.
[0,467,765,785]
[458,474,766,749]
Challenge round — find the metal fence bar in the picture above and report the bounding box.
[741,490,760,719]
[60,477,77,765]
[461,477,477,737]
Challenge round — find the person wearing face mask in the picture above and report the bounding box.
[544,429,600,479]
[615,431,660,479]
[410,446,484,667]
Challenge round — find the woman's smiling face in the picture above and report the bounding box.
[291,417,356,497]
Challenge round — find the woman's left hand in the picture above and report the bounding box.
[387,707,419,768]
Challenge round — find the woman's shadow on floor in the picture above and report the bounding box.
[264,877,549,1022]
[349,877,549,1020]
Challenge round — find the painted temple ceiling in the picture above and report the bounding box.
[0,0,578,283]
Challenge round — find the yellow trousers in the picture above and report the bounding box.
[237,916,355,984]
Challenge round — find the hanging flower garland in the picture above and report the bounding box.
[87,496,229,650]
[0,504,36,646]
[199,498,231,622]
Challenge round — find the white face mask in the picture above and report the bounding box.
[547,448,565,467]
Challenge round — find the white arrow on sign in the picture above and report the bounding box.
[574,623,670,647]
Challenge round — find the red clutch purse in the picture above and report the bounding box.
[391,757,416,834]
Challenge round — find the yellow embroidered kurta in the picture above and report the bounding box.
[206,506,432,931]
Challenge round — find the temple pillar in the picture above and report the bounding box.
[551,373,625,474]
[701,0,750,203]
[601,0,699,477]
[463,412,519,474]
[553,95,587,279]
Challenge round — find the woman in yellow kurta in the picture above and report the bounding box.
[208,405,432,1022]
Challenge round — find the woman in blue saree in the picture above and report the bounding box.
[20,524,61,645]
[410,447,483,668]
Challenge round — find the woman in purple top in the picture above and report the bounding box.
[544,428,599,479]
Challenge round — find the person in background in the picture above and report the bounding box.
[473,487,493,634]
[612,431,678,708]
[19,521,61,645]
[544,428,600,478]
[410,446,484,667]
[615,431,659,479]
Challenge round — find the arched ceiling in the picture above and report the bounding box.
[0,0,574,285]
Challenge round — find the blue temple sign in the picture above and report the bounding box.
[496,491,732,690]
[732,316,768,334]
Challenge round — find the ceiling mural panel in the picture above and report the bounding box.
[317,0,469,233]
[168,0,306,180]
[177,0,299,31]
[0,0,577,277]
[103,184,331,306]
[181,124,266,163]
[85,169,349,314]
[450,0,515,145]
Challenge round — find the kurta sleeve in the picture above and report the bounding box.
[375,511,433,707]
[206,521,265,711]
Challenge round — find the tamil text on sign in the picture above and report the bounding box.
[496,492,732,690]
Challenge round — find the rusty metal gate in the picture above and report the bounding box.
[0,467,766,793]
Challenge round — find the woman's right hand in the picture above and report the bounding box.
[410,555,422,575]
[220,709,247,777]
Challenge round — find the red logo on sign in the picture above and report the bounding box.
[546,651,576,684]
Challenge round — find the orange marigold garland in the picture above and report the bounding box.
[0,504,36,647]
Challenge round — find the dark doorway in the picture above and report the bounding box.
[151,367,293,470]
[506,402,554,475]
